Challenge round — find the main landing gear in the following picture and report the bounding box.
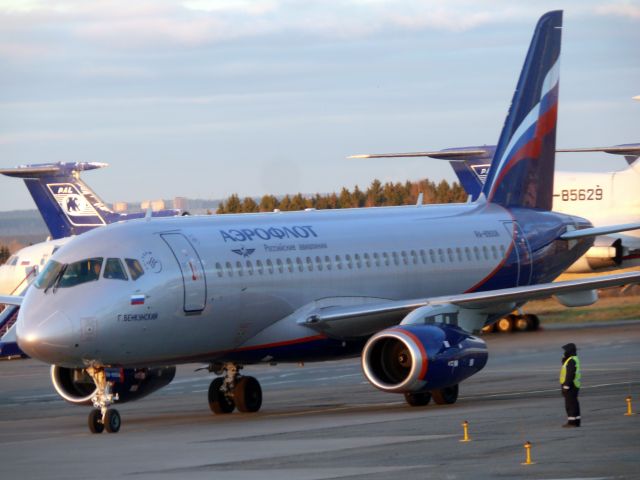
[86,367,121,434]
[483,313,540,334]
[208,362,262,415]
[404,384,459,407]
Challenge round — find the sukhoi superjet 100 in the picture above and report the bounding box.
[4,11,640,434]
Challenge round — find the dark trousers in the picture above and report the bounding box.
[563,386,581,425]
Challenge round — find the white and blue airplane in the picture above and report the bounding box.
[3,11,640,434]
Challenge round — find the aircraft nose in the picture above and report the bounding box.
[17,308,76,363]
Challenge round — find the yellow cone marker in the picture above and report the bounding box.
[460,420,471,442]
[522,441,534,465]
[625,396,635,416]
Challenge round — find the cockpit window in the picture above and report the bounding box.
[58,258,103,288]
[34,260,64,290]
[125,258,144,281]
[7,256,18,266]
[104,258,128,281]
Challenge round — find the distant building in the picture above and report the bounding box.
[140,200,165,211]
[173,197,188,210]
[112,202,128,212]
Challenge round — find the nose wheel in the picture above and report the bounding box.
[207,362,262,415]
[86,367,121,434]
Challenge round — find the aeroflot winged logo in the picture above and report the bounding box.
[232,247,256,258]
[46,183,106,227]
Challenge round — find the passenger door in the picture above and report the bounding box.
[161,233,207,313]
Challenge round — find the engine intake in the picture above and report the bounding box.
[362,324,487,394]
[51,365,176,405]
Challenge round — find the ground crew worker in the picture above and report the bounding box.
[560,342,581,427]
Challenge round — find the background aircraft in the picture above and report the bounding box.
[6,10,640,434]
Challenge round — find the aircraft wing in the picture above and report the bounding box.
[0,296,22,306]
[300,271,640,338]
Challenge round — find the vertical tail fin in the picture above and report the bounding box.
[482,11,562,210]
[0,162,181,239]
[0,163,111,238]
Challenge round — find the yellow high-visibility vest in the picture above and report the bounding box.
[559,355,581,388]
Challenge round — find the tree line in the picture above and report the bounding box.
[216,178,467,214]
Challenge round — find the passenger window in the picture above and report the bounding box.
[410,250,418,265]
[499,245,506,257]
[215,262,223,277]
[256,259,264,275]
[364,253,371,268]
[429,249,436,263]
[473,246,481,260]
[276,258,284,273]
[315,256,323,271]
[296,257,304,272]
[225,261,233,277]
[335,255,343,270]
[438,249,445,263]
[491,245,498,260]
[447,248,454,263]
[456,248,463,262]
[482,246,489,260]
[246,260,254,275]
[465,247,472,261]
[392,252,399,266]
[104,258,128,281]
[306,257,314,272]
[266,259,274,274]
[125,258,145,281]
[354,253,361,269]
[325,255,332,271]
[373,252,380,267]
[420,249,427,264]
[346,254,353,269]
[236,261,243,276]
[286,258,294,273]
[383,252,390,267]
[59,257,103,288]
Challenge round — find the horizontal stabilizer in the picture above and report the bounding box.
[348,149,490,159]
[0,162,108,179]
[561,222,640,240]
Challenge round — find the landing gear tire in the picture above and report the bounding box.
[496,314,515,333]
[432,384,459,405]
[524,314,540,331]
[88,409,104,434]
[104,409,121,433]
[209,377,235,414]
[234,376,262,413]
[514,315,530,332]
[404,391,432,407]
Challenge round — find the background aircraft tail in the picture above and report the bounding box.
[0,162,180,239]
[482,10,562,210]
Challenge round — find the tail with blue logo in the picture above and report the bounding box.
[482,10,562,210]
[0,162,180,239]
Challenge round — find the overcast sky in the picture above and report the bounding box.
[0,0,638,212]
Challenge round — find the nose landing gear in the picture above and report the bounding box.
[86,367,121,434]
[208,362,262,415]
